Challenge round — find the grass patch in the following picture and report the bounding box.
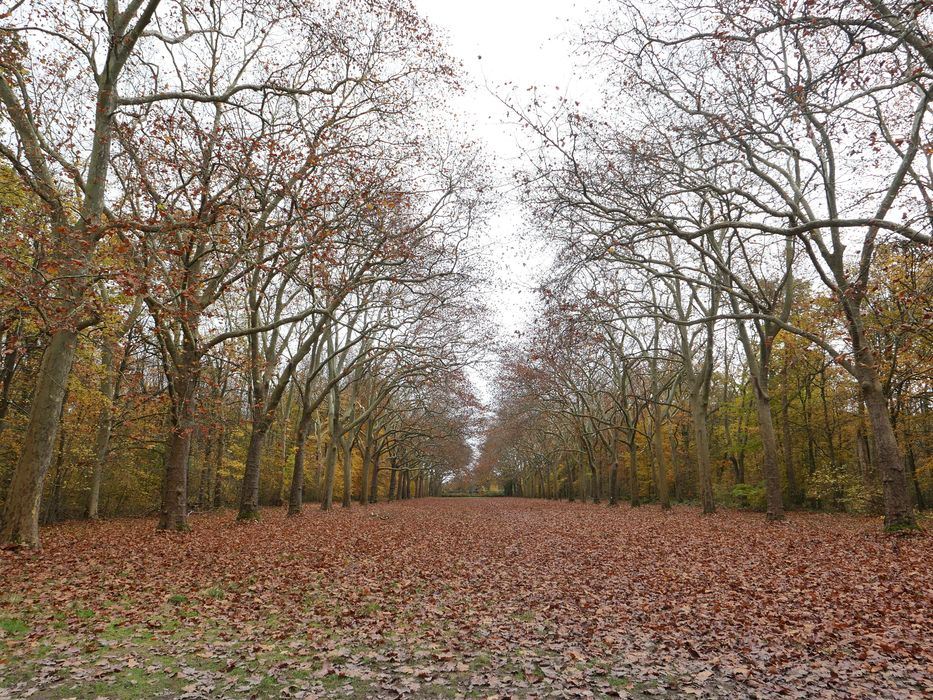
[74,607,96,620]
[320,672,346,690]
[470,652,491,670]
[66,666,185,699]
[607,674,632,690]
[0,617,28,637]
[147,614,181,632]
[884,522,924,535]
[100,620,138,641]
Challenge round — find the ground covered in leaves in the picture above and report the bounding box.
[0,498,930,699]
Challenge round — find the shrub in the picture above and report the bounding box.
[731,483,767,512]
[806,463,882,515]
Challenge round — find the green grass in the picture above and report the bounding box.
[470,652,491,670]
[74,607,96,620]
[320,672,347,690]
[100,620,138,641]
[58,667,186,699]
[0,617,28,637]
[147,614,181,632]
[607,674,632,690]
[884,521,924,535]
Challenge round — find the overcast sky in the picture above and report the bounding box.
[413,1,599,338]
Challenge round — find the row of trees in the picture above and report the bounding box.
[0,0,484,547]
[478,0,932,529]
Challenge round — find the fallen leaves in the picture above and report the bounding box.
[0,499,930,698]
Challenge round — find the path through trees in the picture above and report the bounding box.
[1,498,929,698]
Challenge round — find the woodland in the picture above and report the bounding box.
[0,0,931,698]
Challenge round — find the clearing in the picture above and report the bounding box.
[0,498,930,698]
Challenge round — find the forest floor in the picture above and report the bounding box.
[0,498,930,699]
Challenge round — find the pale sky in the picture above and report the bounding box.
[413,0,599,337]
[407,1,602,417]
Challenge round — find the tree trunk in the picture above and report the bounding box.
[0,330,78,547]
[86,347,114,520]
[359,431,371,506]
[856,422,872,480]
[198,436,219,510]
[322,432,338,511]
[753,384,785,521]
[197,438,213,510]
[211,430,224,509]
[608,459,618,506]
[905,441,924,510]
[341,429,353,508]
[160,421,192,531]
[859,370,915,528]
[323,447,337,511]
[387,463,397,501]
[628,434,640,507]
[653,419,670,510]
[669,429,684,501]
[369,448,381,503]
[781,361,798,505]
[273,386,294,508]
[237,426,267,520]
[311,418,323,502]
[159,358,199,532]
[802,382,817,477]
[288,418,311,516]
[690,393,716,514]
[321,386,340,511]
[43,393,70,525]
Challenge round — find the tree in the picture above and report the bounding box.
[0,0,170,546]
[503,0,931,528]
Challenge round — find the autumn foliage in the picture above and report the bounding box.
[0,0,931,697]
[1,499,931,698]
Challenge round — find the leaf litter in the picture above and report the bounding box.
[0,498,930,698]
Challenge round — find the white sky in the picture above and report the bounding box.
[412,1,602,409]
[414,0,598,334]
